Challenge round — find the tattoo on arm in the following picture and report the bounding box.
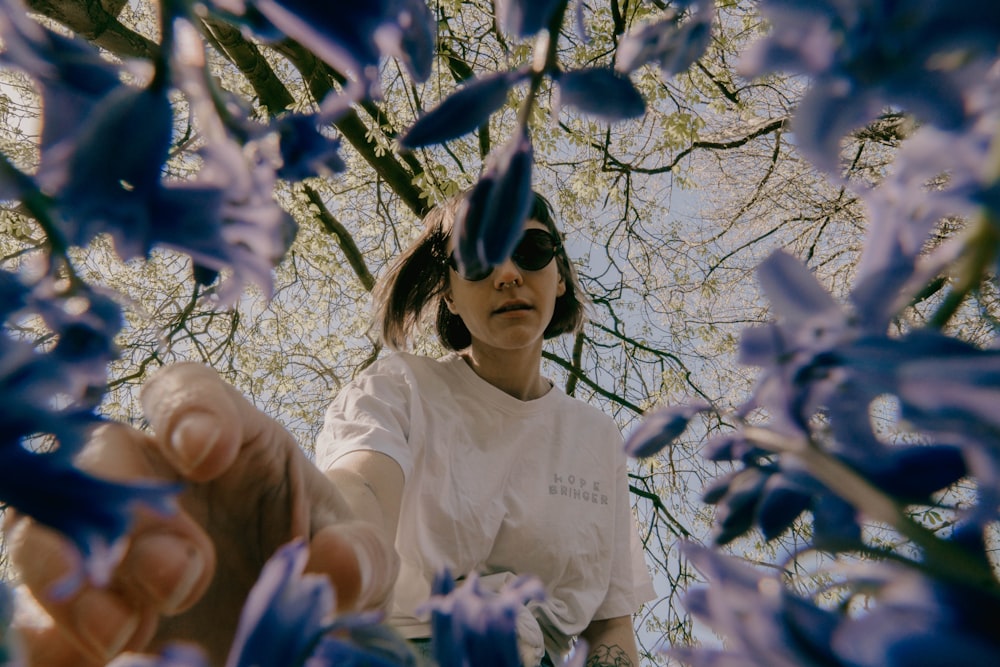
[585,644,634,667]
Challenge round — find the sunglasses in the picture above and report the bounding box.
[448,228,562,281]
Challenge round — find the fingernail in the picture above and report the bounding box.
[347,527,396,609]
[352,540,373,604]
[165,548,204,614]
[170,412,219,472]
[74,590,139,660]
[132,534,206,614]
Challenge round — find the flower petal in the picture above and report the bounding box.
[400,71,523,149]
[494,0,564,37]
[226,540,333,667]
[756,250,839,326]
[615,5,713,77]
[624,402,709,458]
[453,132,534,273]
[556,69,646,122]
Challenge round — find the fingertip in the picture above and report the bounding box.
[139,364,251,482]
[124,532,212,615]
[307,523,398,612]
[72,589,140,661]
[168,411,235,481]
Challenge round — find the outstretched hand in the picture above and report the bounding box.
[6,363,398,667]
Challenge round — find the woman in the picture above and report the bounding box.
[8,192,652,667]
[318,192,655,666]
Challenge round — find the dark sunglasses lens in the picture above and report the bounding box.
[449,229,558,280]
[449,255,491,281]
[512,229,558,270]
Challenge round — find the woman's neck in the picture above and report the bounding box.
[460,343,550,401]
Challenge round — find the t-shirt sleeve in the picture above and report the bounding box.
[315,354,418,478]
[593,426,657,620]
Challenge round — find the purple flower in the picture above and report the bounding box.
[225,540,417,667]
[675,546,1000,667]
[674,543,840,667]
[400,70,528,149]
[149,130,298,305]
[0,327,175,585]
[221,0,434,96]
[0,0,121,177]
[0,423,176,589]
[741,0,1000,173]
[50,84,173,255]
[453,131,534,277]
[276,114,346,180]
[830,566,1000,667]
[307,614,418,667]
[3,5,295,306]
[421,571,545,667]
[29,281,123,405]
[755,250,841,330]
[736,251,851,435]
[708,250,983,545]
[494,0,565,38]
[625,402,709,458]
[0,5,177,257]
[615,2,713,78]
[555,69,646,122]
[225,540,332,667]
[852,101,1000,326]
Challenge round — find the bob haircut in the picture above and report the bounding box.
[375,191,587,350]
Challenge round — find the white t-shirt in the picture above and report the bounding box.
[315,352,656,656]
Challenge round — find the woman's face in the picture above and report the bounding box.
[444,219,566,353]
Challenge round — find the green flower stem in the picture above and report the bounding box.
[930,123,1000,329]
[928,212,1000,330]
[742,425,998,592]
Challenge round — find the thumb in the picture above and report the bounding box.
[306,521,399,613]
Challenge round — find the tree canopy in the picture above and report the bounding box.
[3,0,1000,665]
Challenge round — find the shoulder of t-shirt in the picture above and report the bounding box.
[553,390,623,439]
[356,351,454,385]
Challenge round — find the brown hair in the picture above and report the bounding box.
[375,191,587,350]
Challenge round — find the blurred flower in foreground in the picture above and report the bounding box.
[0,3,298,306]
[0,441,176,590]
[625,402,709,458]
[225,540,332,667]
[554,68,646,122]
[615,1,713,78]
[494,0,564,38]
[452,131,534,280]
[674,543,1000,667]
[400,70,529,150]
[0,263,173,591]
[209,0,434,97]
[225,539,416,667]
[422,571,545,667]
[672,543,840,667]
[630,248,980,548]
[275,114,346,181]
[741,0,1000,173]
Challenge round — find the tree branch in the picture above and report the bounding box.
[303,185,376,292]
[26,0,157,59]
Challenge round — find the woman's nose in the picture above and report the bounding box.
[492,257,523,287]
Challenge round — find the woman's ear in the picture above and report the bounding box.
[556,274,566,297]
[444,291,458,314]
